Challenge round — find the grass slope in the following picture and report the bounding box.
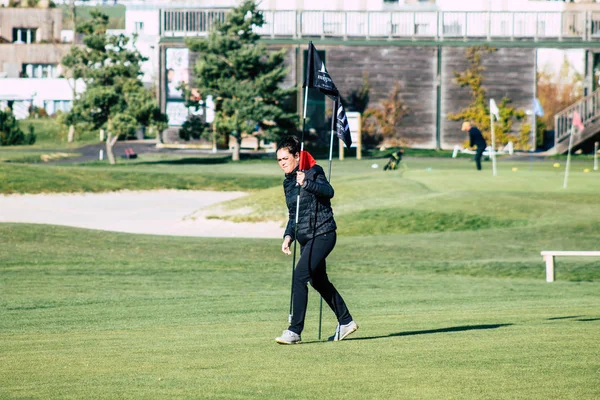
[0,224,599,399]
[1,155,599,399]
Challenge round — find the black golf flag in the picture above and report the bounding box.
[336,97,352,149]
[303,42,339,99]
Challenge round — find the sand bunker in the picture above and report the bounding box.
[0,190,282,238]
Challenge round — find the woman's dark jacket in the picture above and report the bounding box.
[283,164,337,245]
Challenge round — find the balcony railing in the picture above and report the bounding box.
[160,9,600,41]
[554,88,600,148]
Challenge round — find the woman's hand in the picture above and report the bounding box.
[281,236,292,255]
[296,171,305,187]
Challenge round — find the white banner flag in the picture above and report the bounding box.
[490,98,500,121]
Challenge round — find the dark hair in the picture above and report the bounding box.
[276,135,300,156]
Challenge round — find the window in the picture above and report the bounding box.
[21,64,58,79]
[12,28,37,44]
[135,21,144,33]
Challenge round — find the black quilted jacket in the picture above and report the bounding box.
[283,164,337,245]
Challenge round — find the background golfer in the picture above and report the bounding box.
[275,136,357,345]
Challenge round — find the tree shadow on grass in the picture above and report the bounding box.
[345,324,514,342]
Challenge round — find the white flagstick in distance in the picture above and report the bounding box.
[563,122,575,189]
[490,99,499,177]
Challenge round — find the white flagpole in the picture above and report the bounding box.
[490,109,497,177]
[563,123,575,189]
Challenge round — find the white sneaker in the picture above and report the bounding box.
[330,321,358,341]
[275,330,302,345]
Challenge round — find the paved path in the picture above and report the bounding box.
[0,190,282,238]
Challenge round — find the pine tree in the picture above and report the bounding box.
[186,0,297,161]
[61,10,167,164]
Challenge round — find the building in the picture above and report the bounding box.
[0,7,83,118]
[153,3,600,152]
[0,4,138,119]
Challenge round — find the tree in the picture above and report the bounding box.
[362,82,409,148]
[61,10,167,164]
[448,46,527,150]
[185,0,297,161]
[537,58,583,131]
[0,109,36,146]
[343,72,371,114]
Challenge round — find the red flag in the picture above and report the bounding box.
[299,150,316,171]
[573,111,584,131]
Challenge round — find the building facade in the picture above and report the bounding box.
[0,8,82,118]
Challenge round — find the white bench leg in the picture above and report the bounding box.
[544,255,555,282]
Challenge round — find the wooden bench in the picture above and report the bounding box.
[541,251,600,282]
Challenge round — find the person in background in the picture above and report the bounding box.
[462,121,487,171]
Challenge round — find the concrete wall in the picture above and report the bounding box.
[0,8,62,42]
[325,45,438,148]
[0,43,72,77]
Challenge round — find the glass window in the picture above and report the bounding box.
[12,28,37,44]
[21,64,58,78]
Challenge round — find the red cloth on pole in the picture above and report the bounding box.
[299,150,316,171]
[573,111,584,131]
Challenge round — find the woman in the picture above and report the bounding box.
[275,136,357,345]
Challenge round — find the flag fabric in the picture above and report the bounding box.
[489,98,500,121]
[303,42,339,99]
[573,111,584,132]
[299,150,316,171]
[533,98,544,117]
[335,97,352,149]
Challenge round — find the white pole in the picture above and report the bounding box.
[303,85,309,120]
[490,110,497,177]
[99,149,103,160]
[563,124,575,189]
[594,141,598,171]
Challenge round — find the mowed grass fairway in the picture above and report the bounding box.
[1,155,600,399]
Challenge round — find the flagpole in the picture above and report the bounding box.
[288,85,310,325]
[490,109,497,177]
[315,98,337,340]
[563,122,575,189]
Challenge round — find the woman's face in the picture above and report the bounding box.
[277,148,299,174]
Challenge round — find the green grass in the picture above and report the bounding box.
[61,5,126,30]
[1,155,600,398]
[1,224,599,399]
[0,163,280,193]
[16,117,99,148]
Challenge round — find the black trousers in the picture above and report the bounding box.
[289,231,353,335]
[475,145,485,170]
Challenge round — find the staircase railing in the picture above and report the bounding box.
[554,87,600,147]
